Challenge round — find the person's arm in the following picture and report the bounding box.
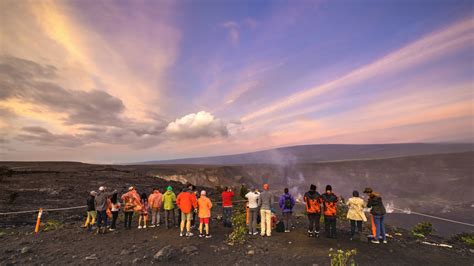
[278,196,284,209]
[270,193,274,206]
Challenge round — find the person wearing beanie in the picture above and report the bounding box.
[321,184,338,238]
[258,183,274,237]
[303,184,322,237]
[162,186,177,229]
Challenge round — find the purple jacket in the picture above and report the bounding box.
[279,193,296,213]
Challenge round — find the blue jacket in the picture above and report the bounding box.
[279,193,296,213]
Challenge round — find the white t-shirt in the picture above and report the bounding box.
[111,202,121,212]
[245,191,260,209]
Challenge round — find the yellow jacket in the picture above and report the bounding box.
[346,197,367,221]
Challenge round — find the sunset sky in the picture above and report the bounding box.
[1,0,473,163]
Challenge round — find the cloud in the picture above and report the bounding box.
[165,111,228,139]
[220,18,258,45]
[18,126,84,147]
[240,18,474,122]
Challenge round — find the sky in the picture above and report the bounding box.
[0,0,473,163]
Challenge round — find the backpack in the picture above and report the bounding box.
[284,195,293,209]
[275,221,285,233]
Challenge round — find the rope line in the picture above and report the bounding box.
[1,202,473,227]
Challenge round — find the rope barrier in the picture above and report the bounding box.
[391,207,474,227]
[0,205,87,216]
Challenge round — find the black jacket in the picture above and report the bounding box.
[87,195,95,211]
[367,194,386,216]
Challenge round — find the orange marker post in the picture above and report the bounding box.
[35,208,43,233]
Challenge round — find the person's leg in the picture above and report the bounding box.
[357,221,363,233]
[307,214,313,233]
[251,209,257,234]
[315,214,321,234]
[84,211,91,227]
[124,212,128,228]
[151,209,156,226]
[381,215,386,241]
[370,214,376,237]
[350,220,355,238]
[91,211,97,226]
[186,214,191,233]
[324,216,331,237]
[111,211,117,229]
[205,222,209,235]
[144,214,148,228]
[103,211,108,231]
[180,212,185,234]
[199,218,203,235]
[157,210,161,226]
[373,215,381,242]
[332,217,337,238]
[229,207,233,227]
[164,210,169,228]
[260,209,266,236]
[266,210,272,236]
[96,210,103,229]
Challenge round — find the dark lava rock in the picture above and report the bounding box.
[153,245,175,261]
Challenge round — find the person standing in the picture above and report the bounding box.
[321,185,338,239]
[162,186,177,229]
[221,187,235,228]
[197,190,213,238]
[94,186,117,234]
[258,183,274,237]
[367,191,387,244]
[176,187,198,237]
[148,188,163,227]
[245,188,260,235]
[82,191,97,231]
[121,186,141,230]
[278,188,295,233]
[363,187,377,238]
[138,193,149,229]
[346,190,367,240]
[304,184,322,237]
[109,193,121,231]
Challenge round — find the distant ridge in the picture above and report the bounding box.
[136,143,474,165]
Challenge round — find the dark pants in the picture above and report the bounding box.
[248,208,258,233]
[223,207,232,227]
[164,209,175,228]
[124,211,133,229]
[111,211,119,229]
[96,210,108,229]
[350,220,362,237]
[324,216,337,238]
[282,212,291,230]
[307,213,321,233]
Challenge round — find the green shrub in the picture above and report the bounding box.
[228,206,247,245]
[239,185,249,199]
[337,196,348,221]
[411,222,434,238]
[452,233,474,247]
[329,248,357,266]
[42,220,63,232]
[0,229,6,238]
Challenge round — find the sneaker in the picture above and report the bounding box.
[180,232,184,237]
[109,228,116,232]
[253,232,258,236]
[150,224,156,228]
[260,233,265,237]
[138,226,142,229]
[143,225,147,229]
[285,230,290,233]
[205,234,212,239]
[199,234,204,238]
[186,232,194,237]
[249,232,252,235]
[308,231,313,237]
[371,240,380,244]
[383,240,387,244]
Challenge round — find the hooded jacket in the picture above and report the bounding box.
[162,190,176,210]
[245,191,260,209]
[87,195,96,211]
[148,190,163,210]
[346,197,367,221]
[176,190,198,214]
[367,192,386,216]
[304,190,322,214]
[95,190,117,212]
[321,192,338,217]
[197,195,212,218]
[278,193,296,213]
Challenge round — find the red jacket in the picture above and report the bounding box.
[221,191,234,207]
[176,191,197,214]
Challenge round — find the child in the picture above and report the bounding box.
[82,191,97,231]
[197,190,212,238]
[110,193,121,231]
[138,192,149,229]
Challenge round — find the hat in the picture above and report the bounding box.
[363,187,373,194]
[128,186,135,191]
[99,186,105,192]
[167,186,173,191]
[325,185,332,191]
[201,190,206,196]
[310,184,316,191]
[263,183,269,190]
[90,191,97,196]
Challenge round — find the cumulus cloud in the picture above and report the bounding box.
[165,111,228,139]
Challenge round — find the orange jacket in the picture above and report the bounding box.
[176,191,197,214]
[148,191,163,210]
[121,190,142,211]
[197,196,212,218]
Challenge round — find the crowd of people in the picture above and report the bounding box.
[82,183,387,244]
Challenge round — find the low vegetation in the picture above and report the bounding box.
[42,220,64,232]
[337,196,349,221]
[411,222,434,238]
[227,206,247,245]
[452,233,474,247]
[328,248,357,266]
